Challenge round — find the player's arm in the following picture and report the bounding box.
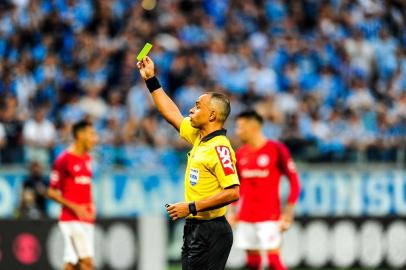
[47,187,94,221]
[226,201,239,227]
[278,143,301,231]
[47,188,84,217]
[167,185,239,221]
[137,56,183,131]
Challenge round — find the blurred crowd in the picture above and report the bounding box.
[1,0,406,167]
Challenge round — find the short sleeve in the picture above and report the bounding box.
[49,156,64,189]
[209,145,240,189]
[179,117,200,145]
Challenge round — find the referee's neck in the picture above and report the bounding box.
[199,123,224,139]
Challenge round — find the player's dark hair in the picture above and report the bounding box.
[207,92,231,123]
[237,110,264,124]
[72,120,93,139]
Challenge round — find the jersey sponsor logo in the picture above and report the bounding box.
[240,169,270,178]
[257,154,270,167]
[189,168,199,186]
[215,146,235,176]
[74,176,91,185]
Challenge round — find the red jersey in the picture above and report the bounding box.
[50,151,95,223]
[236,140,300,222]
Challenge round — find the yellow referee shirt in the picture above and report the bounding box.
[180,117,240,220]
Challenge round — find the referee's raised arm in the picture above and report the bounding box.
[137,56,183,131]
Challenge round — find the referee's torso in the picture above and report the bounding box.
[180,117,240,220]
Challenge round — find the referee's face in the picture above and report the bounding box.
[189,94,212,129]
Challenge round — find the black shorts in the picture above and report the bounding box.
[181,216,233,270]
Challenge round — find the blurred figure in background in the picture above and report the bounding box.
[0,121,6,162]
[47,120,98,270]
[23,106,56,166]
[0,96,24,164]
[228,110,300,270]
[16,161,48,219]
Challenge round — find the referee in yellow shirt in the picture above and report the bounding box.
[137,56,240,270]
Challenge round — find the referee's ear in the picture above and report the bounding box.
[209,111,216,122]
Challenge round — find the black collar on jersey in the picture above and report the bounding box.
[201,129,227,142]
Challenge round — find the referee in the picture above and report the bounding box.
[137,56,240,270]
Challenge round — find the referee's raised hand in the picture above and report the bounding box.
[137,56,155,80]
[136,56,183,130]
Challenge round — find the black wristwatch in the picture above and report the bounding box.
[188,202,197,216]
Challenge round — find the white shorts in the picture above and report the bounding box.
[235,221,282,250]
[59,221,95,264]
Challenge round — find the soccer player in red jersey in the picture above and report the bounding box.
[227,110,300,270]
[47,120,98,270]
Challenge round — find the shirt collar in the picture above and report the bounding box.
[201,129,227,142]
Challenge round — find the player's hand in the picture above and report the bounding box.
[279,213,293,232]
[226,211,238,228]
[137,56,155,80]
[73,204,95,221]
[166,202,190,221]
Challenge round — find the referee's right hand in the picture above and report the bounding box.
[137,56,155,80]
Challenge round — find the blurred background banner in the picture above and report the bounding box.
[1,165,406,269]
[1,216,405,269]
[1,165,406,217]
[227,217,406,269]
[0,219,139,270]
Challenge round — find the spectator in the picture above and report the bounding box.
[0,96,23,164]
[106,90,127,126]
[79,85,108,120]
[247,60,279,96]
[13,62,37,117]
[16,161,48,219]
[0,0,405,164]
[344,30,375,77]
[23,106,56,166]
[342,110,374,151]
[0,121,5,162]
[347,77,375,111]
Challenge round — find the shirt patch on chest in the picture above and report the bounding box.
[73,165,81,172]
[189,168,199,186]
[257,154,270,167]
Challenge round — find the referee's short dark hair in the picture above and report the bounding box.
[208,92,231,123]
[236,110,264,124]
[72,120,93,139]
